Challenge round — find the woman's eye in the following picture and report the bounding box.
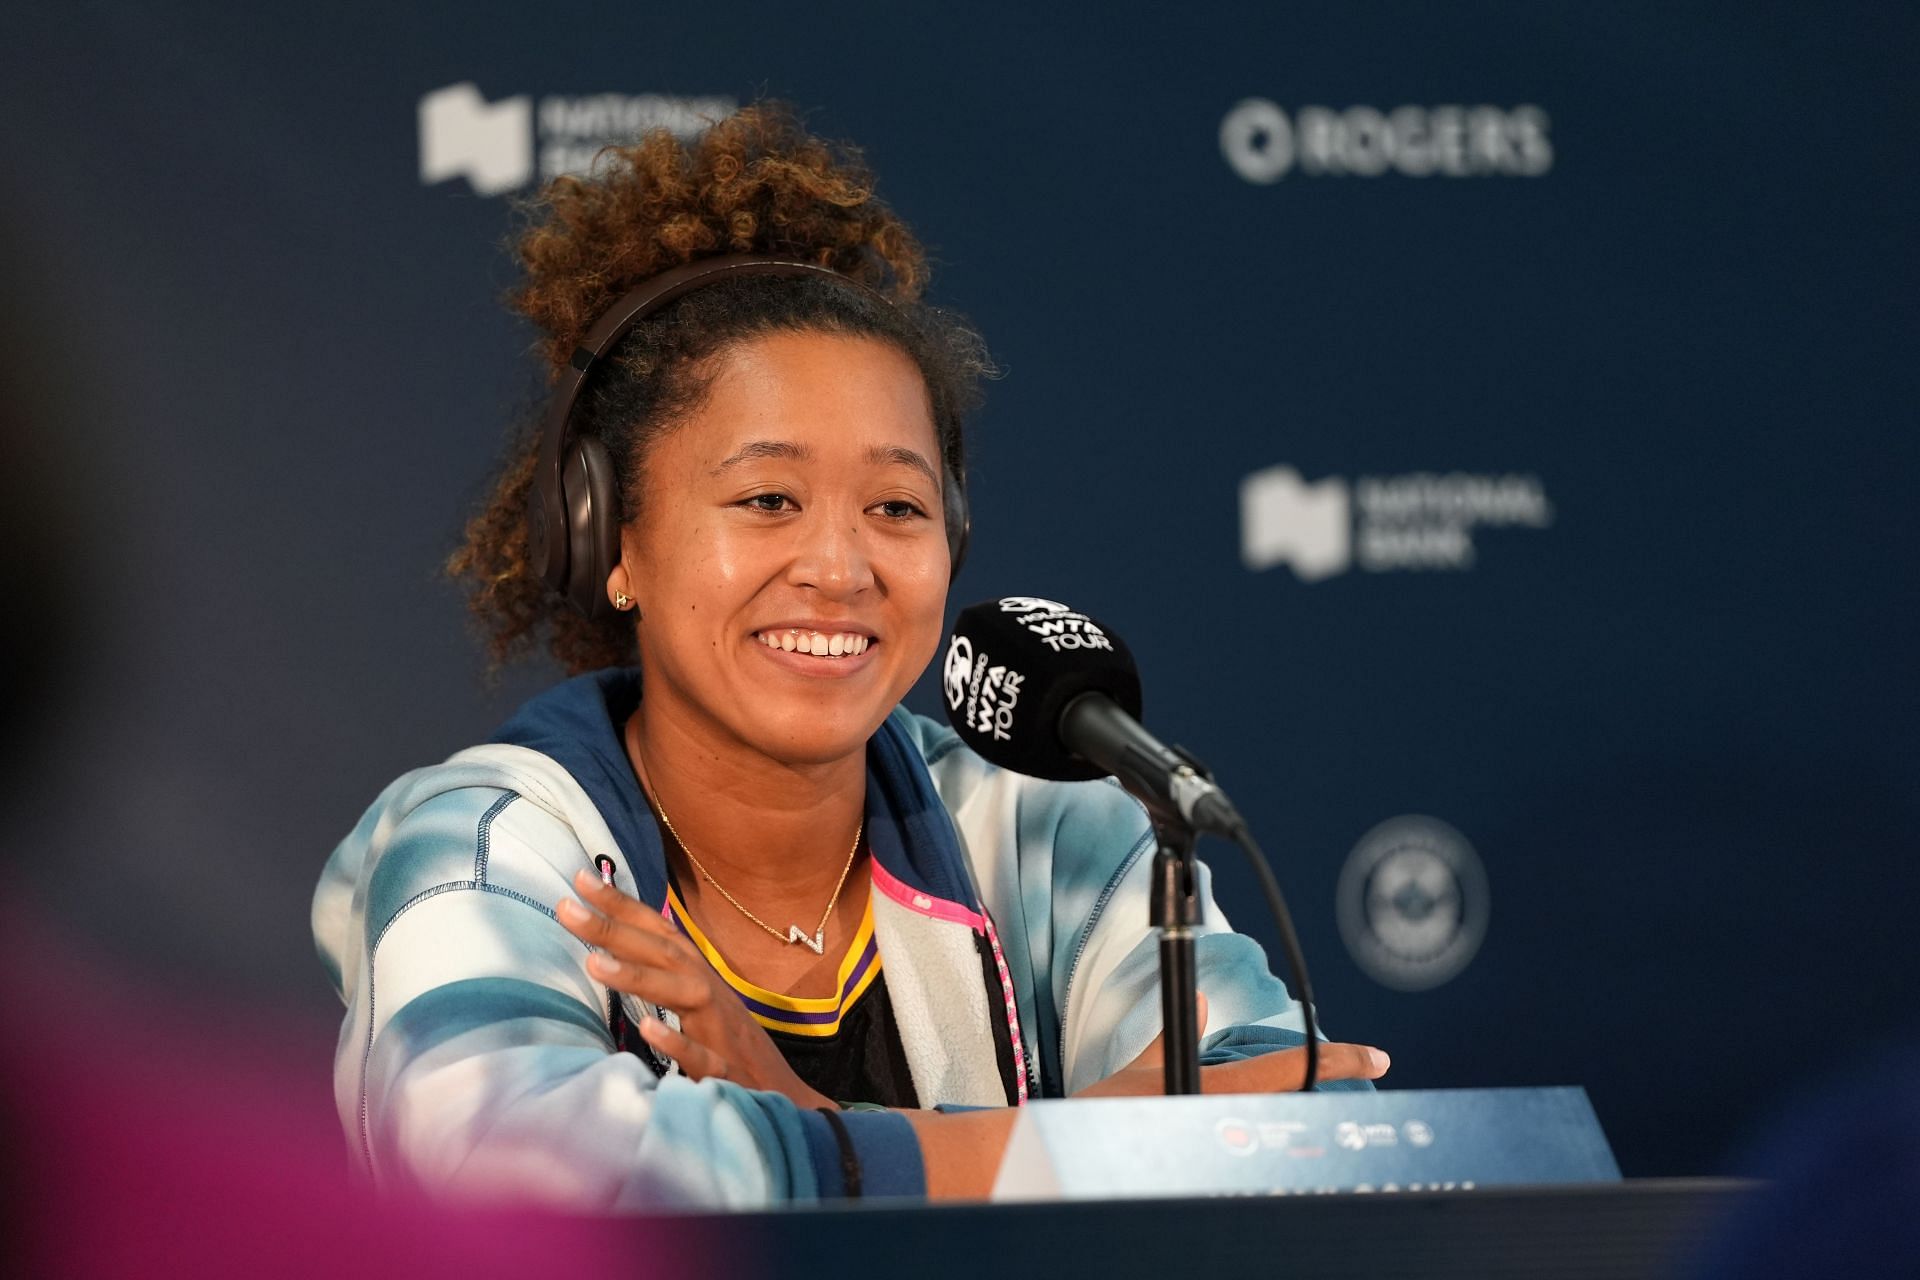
[877,500,926,520]
[744,493,794,513]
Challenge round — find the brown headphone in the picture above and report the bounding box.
[528,254,971,619]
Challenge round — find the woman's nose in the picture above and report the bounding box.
[787,512,876,597]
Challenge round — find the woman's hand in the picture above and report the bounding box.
[556,868,838,1111]
[1075,994,1391,1097]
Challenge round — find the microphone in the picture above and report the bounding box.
[941,596,1247,836]
[944,594,1322,1094]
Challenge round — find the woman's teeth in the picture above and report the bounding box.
[757,630,870,657]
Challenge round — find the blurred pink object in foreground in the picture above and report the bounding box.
[0,900,716,1277]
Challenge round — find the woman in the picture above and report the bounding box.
[312,105,1388,1211]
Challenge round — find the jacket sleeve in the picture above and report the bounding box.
[320,785,923,1210]
[1033,779,1374,1095]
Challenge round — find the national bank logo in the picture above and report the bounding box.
[418,82,738,195]
[419,84,532,195]
[1240,465,1552,581]
[1220,99,1552,184]
[1238,468,1351,582]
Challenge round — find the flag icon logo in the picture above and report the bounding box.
[1239,466,1352,581]
[418,82,533,195]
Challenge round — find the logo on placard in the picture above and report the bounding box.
[1337,816,1489,992]
[1335,1121,1401,1150]
[1215,1117,1258,1156]
[1240,465,1552,582]
[418,82,737,195]
[1221,100,1553,184]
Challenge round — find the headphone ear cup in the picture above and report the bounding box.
[528,472,563,598]
[560,434,625,619]
[943,469,970,576]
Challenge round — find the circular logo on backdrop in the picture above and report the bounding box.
[1219,98,1295,183]
[942,636,973,711]
[1337,816,1489,991]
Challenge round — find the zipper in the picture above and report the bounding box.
[1056,826,1156,1088]
[979,912,1029,1105]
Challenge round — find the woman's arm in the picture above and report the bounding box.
[626,989,1384,1200]
[317,783,919,1209]
[901,1108,1018,1198]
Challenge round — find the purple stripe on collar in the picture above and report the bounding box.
[728,934,879,1026]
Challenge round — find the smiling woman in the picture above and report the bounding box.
[616,332,950,776]
[310,103,1385,1214]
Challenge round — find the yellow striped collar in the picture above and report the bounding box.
[665,886,882,1037]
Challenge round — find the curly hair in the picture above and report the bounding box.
[448,103,992,675]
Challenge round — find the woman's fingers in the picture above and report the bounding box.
[1203,1042,1390,1094]
[570,868,677,936]
[555,871,830,1104]
[555,893,687,972]
[637,1015,729,1082]
[1316,1042,1392,1081]
[587,951,712,1010]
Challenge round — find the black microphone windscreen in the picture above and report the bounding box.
[941,596,1142,781]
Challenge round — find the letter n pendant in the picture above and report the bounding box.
[786,925,826,954]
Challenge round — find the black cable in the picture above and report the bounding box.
[1225,824,1319,1092]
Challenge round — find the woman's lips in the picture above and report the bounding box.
[754,628,872,657]
[750,629,879,676]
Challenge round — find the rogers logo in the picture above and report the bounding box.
[1221,99,1552,184]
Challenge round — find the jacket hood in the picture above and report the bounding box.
[315,670,984,1000]
[486,669,983,911]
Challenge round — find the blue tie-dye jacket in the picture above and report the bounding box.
[311,670,1351,1211]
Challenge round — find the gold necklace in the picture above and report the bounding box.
[636,743,864,955]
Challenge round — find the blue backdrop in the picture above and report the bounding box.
[4,0,1914,1179]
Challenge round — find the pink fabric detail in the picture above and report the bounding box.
[870,859,986,930]
[981,911,1030,1106]
[867,863,1028,1105]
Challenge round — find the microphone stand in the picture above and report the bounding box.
[1055,691,1215,1094]
[1149,816,1203,1095]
